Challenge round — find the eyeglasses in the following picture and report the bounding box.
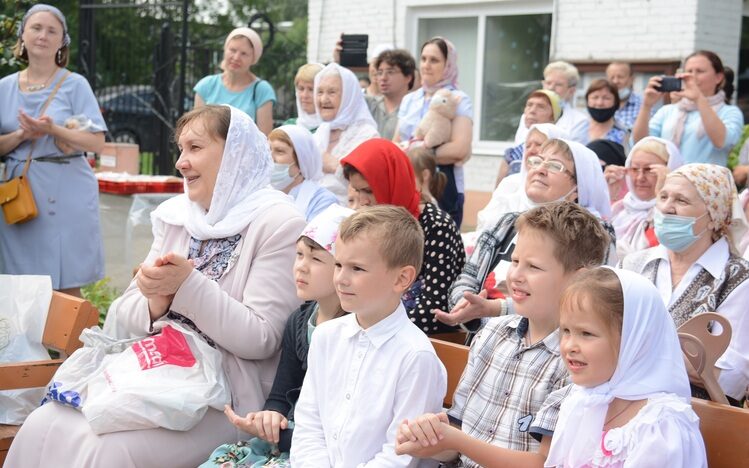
[376,69,402,78]
[526,155,575,177]
[626,167,656,177]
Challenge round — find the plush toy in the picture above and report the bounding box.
[413,88,460,149]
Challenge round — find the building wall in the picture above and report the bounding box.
[307,0,743,200]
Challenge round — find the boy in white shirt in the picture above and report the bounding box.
[291,205,447,467]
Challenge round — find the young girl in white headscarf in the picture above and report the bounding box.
[269,125,338,221]
[314,63,379,203]
[546,267,706,467]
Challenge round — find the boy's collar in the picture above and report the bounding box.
[511,317,561,354]
[340,302,408,349]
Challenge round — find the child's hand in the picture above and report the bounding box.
[396,413,449,447]
[250,410,288,444]
[433,290,495,326]
[224,405,260,437]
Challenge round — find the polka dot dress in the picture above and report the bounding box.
[407,202,466,334]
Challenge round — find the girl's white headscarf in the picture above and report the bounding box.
[612,137,683,247]
[313,63,377,154]
[152,105,293,240]
[545,267,691,467]
[277,124,324,216]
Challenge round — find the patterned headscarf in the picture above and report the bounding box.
[300,205,355,256]
[18,4,70,47]
[421,37,459,94]
[667,163,743,238]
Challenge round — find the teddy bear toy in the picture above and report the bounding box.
[413,88,460,149]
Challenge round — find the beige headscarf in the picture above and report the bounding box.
[223,27,263,66]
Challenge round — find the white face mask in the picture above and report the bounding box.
[618,87,631,101]
[270,162,298,190]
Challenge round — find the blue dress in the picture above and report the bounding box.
[0,70,107,289]
[194,74,276,121]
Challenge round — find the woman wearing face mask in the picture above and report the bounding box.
[314,63,379,204]
[283,63,323,132]
[608,137,683,259]
[586,79,627,146]
[438,138,616,330]
[632,50,744,166]
[194,28,275,135]
[621,163,749,406]
[268,125,337,221]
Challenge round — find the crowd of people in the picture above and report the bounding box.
[3,3,749,468]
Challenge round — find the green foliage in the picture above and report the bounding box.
[0,0,33,76]
[81,277,120,326]
[728,124,749,170]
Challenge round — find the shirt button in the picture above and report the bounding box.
[346,393,351,400]
[48,210,55,216]
[48,197,56,203]
[504,391,510,396]
[333,433,337,440]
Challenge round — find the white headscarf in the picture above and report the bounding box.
[295,63,323,131]
[612,137,683,254]
[152,106,293,240]
[476,124,569,233]
[313,63,377,154]
[545,267,691,467]
[563,139,612,219]
[278,124,324,216]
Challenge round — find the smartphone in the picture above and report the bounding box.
[340,34,369,67]
[656,76,682,93]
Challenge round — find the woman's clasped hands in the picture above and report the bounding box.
[136,252,194,320]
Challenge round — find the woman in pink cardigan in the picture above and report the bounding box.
[6,105,306,467]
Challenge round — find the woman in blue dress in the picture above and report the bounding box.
[0,4,107,297]
[194,27,276,136]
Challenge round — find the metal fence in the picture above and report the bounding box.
[78,0,304,175]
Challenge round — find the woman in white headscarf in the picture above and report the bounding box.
[268,124,338,221]
[607,136,684,258]
[283,63,323,131]
[314,63,379,203]
[438,138,616,329]
[475,123,569,234]
[621,163,749,405]
[6,105,306,468]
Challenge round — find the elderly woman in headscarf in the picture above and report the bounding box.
[6,105,306,467]
[341,138,465,335]
[621,163,749,406]
[194,28,275,135]
[314,63,379,203]
[394,36,473,228]
[268,125,337,221]
[437,139,616,330]
[283,63,323,131]
[606,137,684,258]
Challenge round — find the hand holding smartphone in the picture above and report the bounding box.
[655,76,682,93]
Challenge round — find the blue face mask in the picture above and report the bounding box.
[653,210,708,252]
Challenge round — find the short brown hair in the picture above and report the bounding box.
[338,205,424,273]
[268,128,298,164]
[174,105,230,144]
[298,235,326,252]
[560,267,624,336]
[408,146,446,201]
[585,79,620,109]
[375,49,416,90]
[515,201,609,272]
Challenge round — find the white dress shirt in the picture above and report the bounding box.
[651,238,749,400]
[291,303,446,467]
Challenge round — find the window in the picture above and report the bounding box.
[411,4,553,147]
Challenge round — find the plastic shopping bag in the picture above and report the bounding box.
[0,275,53,424]
[44,321,230,434]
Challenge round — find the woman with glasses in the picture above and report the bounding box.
[434,138,615,329]
[605,137,684,258]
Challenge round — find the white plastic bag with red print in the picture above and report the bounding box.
[44,321,229,434]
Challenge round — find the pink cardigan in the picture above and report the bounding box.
[108,203,306,417]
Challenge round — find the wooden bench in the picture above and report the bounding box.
[0,292,98,465]
[430,338,470,408]
[430,335,749,466]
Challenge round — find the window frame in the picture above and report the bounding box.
[405,0,554,155]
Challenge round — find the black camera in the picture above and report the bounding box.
[339,34,369,68]
[655,76,682,93]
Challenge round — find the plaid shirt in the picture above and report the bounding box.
[447,315,568,467]
[615,92,643,129]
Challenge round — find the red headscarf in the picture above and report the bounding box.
[341,139,421,218]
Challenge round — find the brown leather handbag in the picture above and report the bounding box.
[0,71,69,225]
